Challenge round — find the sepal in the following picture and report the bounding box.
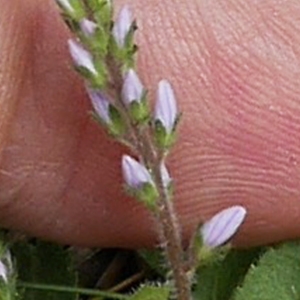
[128,94,150,124]
[56,0,85,21]
[126,182,159,211]
[154,119,177,150]
[193,206,247,266]
[90,0,112,30]
[193,233,230,266]
[91,105,126,137]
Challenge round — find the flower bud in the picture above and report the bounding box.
[122,155,158,210]
[68,39,97,75]
[122,155,153,189]
[112,6,132,47]
[122,69,149,123]
[201,206,247,248]
[87,89,125,136]
[155,80,178,133]
[154,80,178,149]
[80,19,98,37]
[122,69,143,105]
[87,89,111,124]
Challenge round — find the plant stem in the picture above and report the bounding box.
[107,55,192,300]
[151,162,192,300]
[129,128,192,299]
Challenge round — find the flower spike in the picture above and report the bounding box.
[80,19,98,36]
[68,39,97,75]
[155,80,178,134]
[112,6,132,47]
[201,206,247,248]
[87,89,111,124]
[122,69,144,105]
[122,155,153,189]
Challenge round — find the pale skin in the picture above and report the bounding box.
[0,0,300,248]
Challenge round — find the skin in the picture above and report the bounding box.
[0,0,300,249]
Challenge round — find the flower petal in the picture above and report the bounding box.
[122,69,144,105]
[80,19,97,36]
[112,6,132,47]
[155,80,177,133]
[122,155,153,189]
[87,89,111,124]
[201,206,247,248]
[68,39,97,75]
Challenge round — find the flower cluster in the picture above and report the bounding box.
[57,0,179,210]
[59,0,178,146]
[56,0,248,298]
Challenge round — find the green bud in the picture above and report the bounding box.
[197,243,230,266]
[108,104,127,137]
[129,97,150,125]
[93,0,113,30]
[90,62,108,89]
[57,0,85,21]
[89,27,110,57]
[127,182,159,211]
[154,120,177,150]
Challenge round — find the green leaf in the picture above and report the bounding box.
[13,240,78,300]
[234,242,300,300]
[138,249,167,277]
[129,284,170,300]
[193,248,262,300]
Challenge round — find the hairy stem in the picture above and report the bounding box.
[107,49,192,300]
[152,162,192,300]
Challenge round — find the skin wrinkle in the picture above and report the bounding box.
[199,3,300,189]
[0,1,83,240]
[185,1,300,243]
[0,2,37,213]
[0,2,29,159]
